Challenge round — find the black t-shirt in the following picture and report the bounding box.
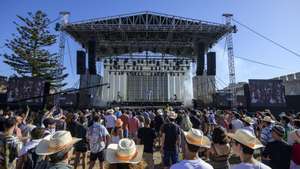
[263,140,292,169]
[68,121,87,146]
[154,115,164,131]
[190,115,201,129]
[138,127,156,153]
[161,122,181,151]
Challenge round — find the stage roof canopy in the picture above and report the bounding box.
[64,11,235,57]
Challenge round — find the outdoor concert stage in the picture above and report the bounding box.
[63,11,234,107]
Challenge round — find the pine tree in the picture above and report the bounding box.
[2,10,68,88]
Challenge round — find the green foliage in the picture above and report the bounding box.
[2,11,68,88]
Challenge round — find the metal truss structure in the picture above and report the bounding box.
[64,11,234,58]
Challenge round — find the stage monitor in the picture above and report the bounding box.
[248,79,286,107]
[7,77,46,104]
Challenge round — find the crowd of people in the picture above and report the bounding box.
[0,105,300,169]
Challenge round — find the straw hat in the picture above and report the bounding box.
[106,109,114,114]
[167,111,177,119]
[106,138,144,164]
[35,131,81,155]
[242,116,254,125]
[227,129,264,149]
[183,128,211,148]
[115,119,123,128]
[262,116,275,123]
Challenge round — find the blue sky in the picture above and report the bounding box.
[1,0,300,89]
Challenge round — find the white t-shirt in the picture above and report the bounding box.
[232,162,271,169]
[105,114,117,128]
[170,158,213,169]
[231,119,244,130]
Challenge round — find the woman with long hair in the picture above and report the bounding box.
[208,126,231,169]
[111,119,124,144]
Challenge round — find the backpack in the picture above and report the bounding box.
[23,148,45,169]
[291,131,300,165]
[34,159,51,169]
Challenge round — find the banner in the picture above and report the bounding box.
[7,77,45,104]
[248,79,286,107]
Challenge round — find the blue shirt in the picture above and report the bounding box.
[170,158,213,169]
[87,123,109,153]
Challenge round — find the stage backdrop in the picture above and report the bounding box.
[7,77,45,104]
[248,79,286,107]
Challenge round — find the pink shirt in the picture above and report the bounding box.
[128,117,140,134]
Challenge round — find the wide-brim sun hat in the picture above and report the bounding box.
[183,128,211,148]
[106,138,144,164]
[167,111,177,119]
[262,116,275,123]
[227,129,264,149]
[35,131,81,156]
[242,116,254,125]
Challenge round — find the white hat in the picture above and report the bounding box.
[114,107,120,111]
[184,128,211,148]
[106,138,144,164]
[279,112,286,117]
[262,116,275,123]
[157,109,163,115]
[35,131,81,155]
[227,129,264,149]
[106,109,114,114]
[167,111,177,119]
